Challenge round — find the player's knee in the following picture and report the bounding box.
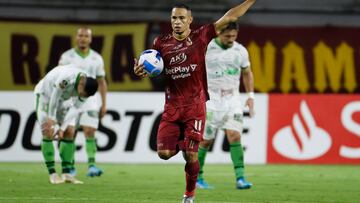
[200,139,213,148]
[63,126,76,140]
[157,151,174,160]
[42,130,51,138]
[82,126,96,138]
[183,151,198,163]
[228,136,240,143]
[158,153,171,160]
[226,131,241,143]
[41,123,54,138]
[42,132,54,140]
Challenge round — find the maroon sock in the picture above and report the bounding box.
[184,160,199,197]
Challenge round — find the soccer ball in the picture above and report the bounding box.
[138,49,164,77]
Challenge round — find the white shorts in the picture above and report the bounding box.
[77,93,101,129]
[204,91,244,140]
[34,93,76,127]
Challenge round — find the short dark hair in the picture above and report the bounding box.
[84,77,98,97]
[172,3,191,11]
[220,22,239,33]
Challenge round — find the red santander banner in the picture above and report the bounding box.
[267,94,360,164]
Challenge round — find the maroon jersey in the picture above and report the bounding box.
[153,24,216,109]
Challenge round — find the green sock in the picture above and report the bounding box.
[70,143,76,170]
[59,139,75,174]
[86,138,96,167]
[230,142,244,180]
[197,146,208,180]
[41,139,56,174]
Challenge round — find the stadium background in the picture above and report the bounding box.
[0,0,360,164]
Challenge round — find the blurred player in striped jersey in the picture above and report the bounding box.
[59,27,107,177]
[34,65,98,184]
[196,22,255,190]
[134,1,256,202]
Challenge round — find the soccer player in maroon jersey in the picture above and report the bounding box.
[134,1,256,202]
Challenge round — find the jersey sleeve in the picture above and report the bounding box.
[58,53,70,65]
[48,87,63,120]
[240,46,251,68]
[152,37,161,51]
[200,24,217,45]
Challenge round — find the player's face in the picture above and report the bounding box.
[219,29,238,48]
[171,8,193,35]
[76,28,92,50]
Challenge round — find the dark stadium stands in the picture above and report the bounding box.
[0,0,360,25]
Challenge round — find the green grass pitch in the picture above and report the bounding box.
[0,163,359,203]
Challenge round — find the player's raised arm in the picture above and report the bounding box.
[214,0,256,33]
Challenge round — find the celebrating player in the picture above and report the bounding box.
[134,1,256,202]
[196,22,255,190]
[59,27,107,177]
[34,65,98,184]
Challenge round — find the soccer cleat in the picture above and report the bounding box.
[69,168,77,177]
[61,173,84,184]
[87,166,103,177]
[236,177,252,189]
[182,195,194,203]
[196,179,214,189]
[49,173,64,184]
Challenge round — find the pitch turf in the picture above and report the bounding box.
[0,163,359,203]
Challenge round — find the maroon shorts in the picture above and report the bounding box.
[157,102,206,152]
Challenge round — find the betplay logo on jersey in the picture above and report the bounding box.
[267,95,360,164]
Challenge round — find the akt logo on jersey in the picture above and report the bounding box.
[169,53,187,65]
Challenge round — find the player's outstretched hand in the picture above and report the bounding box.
[133,58,149,78]
[245,98,255,118]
